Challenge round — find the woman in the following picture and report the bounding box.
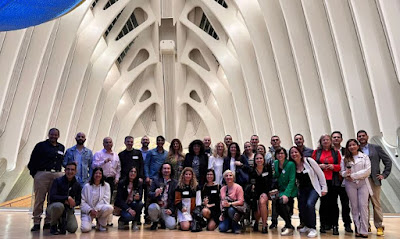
[166,138,185,180]
[274,147,297,236]
[250,153,273,234]
[312,134,341,235]
[184,140,209,187]
[290,146,327,238]
[201,169,221,231]
[208,142,226,185]
[80,167,113,232]
[175,167,202,231]
[341,139,372,238]
[223,142,249,187]
[243,141,255,167]
[219,170,245,234]
[114,167,144,230]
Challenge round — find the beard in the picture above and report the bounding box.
[76,139,85,145]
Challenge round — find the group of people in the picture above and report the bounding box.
[27,128,392,238]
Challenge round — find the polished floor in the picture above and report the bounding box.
[0,211,398,239]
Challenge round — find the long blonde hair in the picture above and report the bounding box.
[212,142,227,158]
[178,167,198,191]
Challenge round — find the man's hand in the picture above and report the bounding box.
[128,208,136,217]
[281,195,289,204]
[376,174,384,181]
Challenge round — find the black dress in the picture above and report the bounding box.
[201,184,221,224]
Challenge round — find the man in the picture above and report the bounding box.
[144,135,168,185]
[140,135,151,224]
[140,135,150,162]
[92,137,121,226]
[118,136,144,181]
[293,133,314,158]
[357,130,392,236]
[47,162,81,235]
[148,162,178,230]
[63,132,93,187]
[203,136,212,156]
[267,135,282,230]
[329,131,353,232]
[250,134,259,153]
[28,128,65,231]
[224,135,233,148]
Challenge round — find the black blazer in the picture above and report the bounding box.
[222,155,250,185]
[183,153,209,186]
[148,177,178,213]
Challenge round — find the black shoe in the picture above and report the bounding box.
[50,225,59,235]
[297,222,305,230]
[145,217,152,225]
[150,222,158,230]
[43,223,51,229]
[262,227,268,234]
[333,226,339,235]
[253,222,258,232]
[107,223,114,227]
[31,224,40,232]
[137,221,142,226]
[325,225,332,230]
[320,227,326,233]
[58,224,66,235]
[345,224,354,233]
[269,224,277,230]
[159,221,166,229]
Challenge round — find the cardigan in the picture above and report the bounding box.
[301,157,327,196]
[80,182,111,214]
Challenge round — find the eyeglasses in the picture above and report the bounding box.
[271,139,279,142]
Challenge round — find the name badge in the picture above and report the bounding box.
[57,151,64,155]
[211,190,217,194]
[303,169,308,174]
[282,169,286,174]
[132,156,138,159]
[262,172,269,177]
[182,191,189,195]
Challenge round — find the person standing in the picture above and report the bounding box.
[331,131,353,232]
[341,139,372,238]
[28,128,65,231]
[357,130,392,236]
[119,136,144,182]
[92,137,121,226]
[63,132,93,188]
[140,135,151,224]
[203,136,213,157]
[184,140,209,187]
[208,142,226,185]
[224,135,233,149]
[47,162,81,235]
[165,138,185,180]
[250,135,259,153]
[312,134,341,235]
[144,136,168,186]
[293,134,314,158]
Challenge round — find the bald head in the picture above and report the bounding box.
[75,132,86,145]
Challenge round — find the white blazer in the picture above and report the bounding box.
[340,152,373,196]
[302,157,328,196]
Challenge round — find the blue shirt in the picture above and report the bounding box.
[63,145,93,187]
[144,148,168,179]
[362,144,370,156]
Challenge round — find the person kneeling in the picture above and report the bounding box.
[47,162,82,235]
[80,167,113,232]
[148,163,178,230]
[115,166,144,230]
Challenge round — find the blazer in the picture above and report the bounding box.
[367,144,392,186]
[183,153,208,186]
[303,157,328,196]
[148,177,178,213]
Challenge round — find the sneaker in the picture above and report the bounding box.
[131,222,139,231]
[31,224,40,232]
[281,228,294,236]
[269,223,277,230]
[98,225,107,232]
[118,221,126,230]
[307,229,317,238]
[150,222,158,230]
[281,227,286,232]
[43,223,51,229]
[107,223,114,227]
[297,222,305,230]
[299,226,310,233]
[377,227,384,236]
[320,227,326,233]
[50,225,59,235]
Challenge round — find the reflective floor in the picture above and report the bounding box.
[0,211,398,239]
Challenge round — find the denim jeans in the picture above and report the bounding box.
[219,207,240,232]
[119,201,144,222]
[298,187,319,229]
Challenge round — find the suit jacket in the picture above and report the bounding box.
[367,144,392,186]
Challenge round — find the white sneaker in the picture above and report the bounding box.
[307,229,317,238]
[98,225,107,232]
[299,226,310,233]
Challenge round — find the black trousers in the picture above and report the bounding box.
[277,197,294,228]
[319,180,339,227]
[105,177,116,203]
